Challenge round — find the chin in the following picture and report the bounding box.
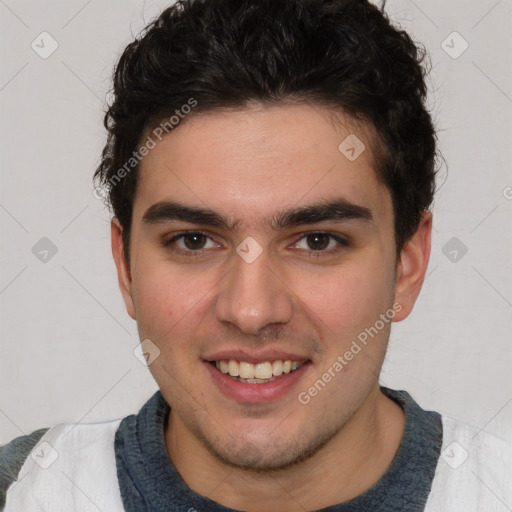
[210,441,306,472]
[198,421,339,473]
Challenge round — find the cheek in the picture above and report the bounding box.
[288,261,393,346]
[291,268,393,407]
[131,260,214,342]
[132,265,215,397]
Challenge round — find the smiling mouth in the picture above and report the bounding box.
[208,359,308,384]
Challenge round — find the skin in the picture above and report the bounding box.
[111,103,432,511]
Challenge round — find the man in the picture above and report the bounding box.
[1,0,510,510]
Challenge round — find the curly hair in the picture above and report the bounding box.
[94,0,440,265]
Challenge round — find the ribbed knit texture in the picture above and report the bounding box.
[114,387,443,511]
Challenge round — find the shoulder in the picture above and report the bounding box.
[424,415,512,512]
[1,418,125,512]
[0,428,49,508]
[440,415,512,471]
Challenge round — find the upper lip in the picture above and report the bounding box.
[203,349,310,364]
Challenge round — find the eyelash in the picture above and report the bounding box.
[162,230,216,258]
[296,233,350,259]
[162,230,350,258]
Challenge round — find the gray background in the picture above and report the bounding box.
[1,0,511,445]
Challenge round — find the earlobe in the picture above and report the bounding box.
[111,218,136,320]
[393,210,433,322]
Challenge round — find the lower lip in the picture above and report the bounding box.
[204,361,311,403]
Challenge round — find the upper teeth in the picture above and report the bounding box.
[215,360,304,379]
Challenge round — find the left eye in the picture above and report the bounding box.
[293,233,345,251]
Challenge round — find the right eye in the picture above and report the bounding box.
[163,231,221,256]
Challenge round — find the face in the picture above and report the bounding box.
[112,103,431,471]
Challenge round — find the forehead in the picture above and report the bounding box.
[134,103,392,230]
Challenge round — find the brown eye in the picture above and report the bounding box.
[291,232,349,256]
[305,233,330,251]
[182,233,208,250]
[164,231,219,253]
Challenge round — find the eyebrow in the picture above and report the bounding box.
[142,201,235,230]
[271,199,373,229]
[141,198,373,230]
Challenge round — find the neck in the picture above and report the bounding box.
[165,387,405,511]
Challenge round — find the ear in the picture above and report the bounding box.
[392,210,432,322]
[111,218,136,320]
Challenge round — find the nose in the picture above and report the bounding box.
[215,246,294,335]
